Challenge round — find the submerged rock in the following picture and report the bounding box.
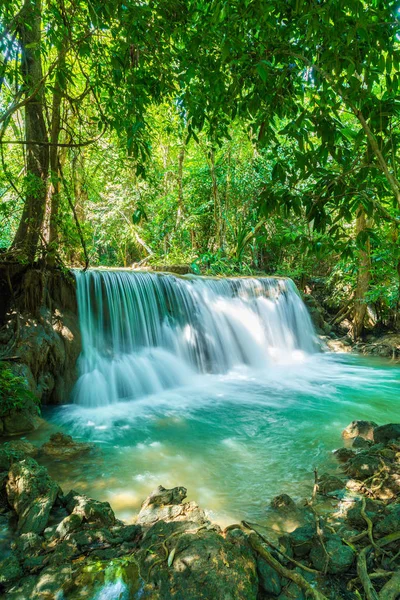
[41,432,93,459]
[342,420,377,441]
[6,458,60,534]
[270,494,297,512]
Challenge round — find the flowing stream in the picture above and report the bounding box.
[33,270,399,526]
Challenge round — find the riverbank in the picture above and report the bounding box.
[0,420,399,599]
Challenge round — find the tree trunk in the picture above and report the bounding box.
[210,149,221,250]
[12,0,49,263]
[353,206,371,339]
[47,40,67,265]
[176,145,185,227]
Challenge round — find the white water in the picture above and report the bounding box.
[73,270,319,407]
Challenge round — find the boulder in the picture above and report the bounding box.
[310,537,354,574]
[3,440,39,458]
[342,420,377,441]
[347,498,382,528]
[373,424,400,445]
[257,556,282,596]
[288,524,315,557]
[375,504,400,536]
[41,432,93,459]
[55,512,83,538]
[64,490,115,527]
[352,436,373,449]
[136,519,258,599]
[333,448,355,463]
[137,485,209,527]
[345,451,381,480]
[0,554,23,586]
[3,410,41,436]
[318,473,345,494]
[6,458,60,534]
[270,494,297,512]
[12,532,43,558]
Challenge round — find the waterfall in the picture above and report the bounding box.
[73,270,318,407]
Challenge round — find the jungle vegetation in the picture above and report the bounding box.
[0,0,399,337]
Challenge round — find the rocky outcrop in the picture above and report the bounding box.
[6,458,60,534]
[0,266,81,406]
[353,333,400,360]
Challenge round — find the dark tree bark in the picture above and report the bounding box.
[47,39,67,266]
[11,0,49,263]
[353,206,371,340]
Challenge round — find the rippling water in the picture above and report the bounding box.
[30,352,399,527]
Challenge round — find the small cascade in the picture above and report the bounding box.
[73,270,318,407]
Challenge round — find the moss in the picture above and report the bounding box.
[0,362,39,418]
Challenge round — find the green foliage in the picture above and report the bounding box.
[0,363,39,418]
[0,1,399,329]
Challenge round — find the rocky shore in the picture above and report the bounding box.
[0,422,399,599]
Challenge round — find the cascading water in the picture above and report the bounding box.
[73,270,318,407]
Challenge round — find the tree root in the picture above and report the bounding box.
[378,570,400,600]
[242,520,321,575]
[357,546,379,600]
[242,526,329,600]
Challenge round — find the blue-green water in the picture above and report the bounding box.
[32,352,399,527]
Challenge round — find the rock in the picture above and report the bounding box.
[64,490,115,527]
[347,498,382,528]
[289,524,315,557]
[333,448,355,463]
[373,424,400,445]
[6,458,60,534]
[375,504,400,536]
[352,436,373,449]
[310,537,354,574]
[257,556,282,596]
[3,410,41,435]
[137,519,258,599]
[55,512,83,538]
[32,565,74,599]
[0,449,12,471]
[345,450,381,480]
[41,432,93,459]
[12,532,43,558]
[342,420,377,441]
[278,581,305,600]
[271,494,297,511]
[141,484,187,508]
[318,473,345,494]
[3,440,39,458]
[0,554,23,585]
[137,485,209,527]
